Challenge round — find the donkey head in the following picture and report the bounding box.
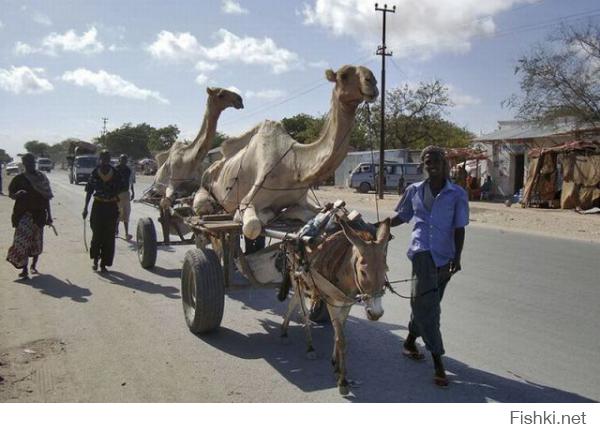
[339,218,391,321]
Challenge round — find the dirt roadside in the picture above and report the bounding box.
[312,186,600,243]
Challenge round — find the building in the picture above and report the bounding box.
[475,119,600,197]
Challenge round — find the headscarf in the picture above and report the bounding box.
[24,171,53,200]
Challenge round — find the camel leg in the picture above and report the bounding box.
[192,187,216,216]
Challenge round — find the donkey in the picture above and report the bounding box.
[281,218,391,395]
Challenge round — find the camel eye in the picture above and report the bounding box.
[340,73,348,81]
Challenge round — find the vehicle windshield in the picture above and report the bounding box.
[75,157,97,168]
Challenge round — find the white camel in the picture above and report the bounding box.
[150,87,243,210]
[193,65,378,239]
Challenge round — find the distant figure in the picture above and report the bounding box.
[480,175,492,200]
[0,161,4,194]
[115,154,135,240]
[6,153,53,279]
[82,150,122,272]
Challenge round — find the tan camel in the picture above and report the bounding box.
[193,65,378,239]
[281,218,391,395]
[150,87,243,209]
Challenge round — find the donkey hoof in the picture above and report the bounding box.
[338,385,350,395]
[306,350,317,360]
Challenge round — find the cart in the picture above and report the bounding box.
[135,197,332,334]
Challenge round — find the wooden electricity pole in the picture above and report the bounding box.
[375,3,395,199]
[101,117,108,149]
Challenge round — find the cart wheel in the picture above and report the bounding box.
[303,297,331,324]
[136,217,157,269]
[181,248,225,334]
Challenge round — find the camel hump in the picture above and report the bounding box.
[221,121,269,159]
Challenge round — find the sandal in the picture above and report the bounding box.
[434,375,449,387]
[402,347,425,361]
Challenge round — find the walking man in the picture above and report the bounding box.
[390,145,469,387]
[115,154,135,240]
[82,150,121,272]
[6,153,53,279]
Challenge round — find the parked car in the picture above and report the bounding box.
[71,154,98,184]
[36,157,53,172]
[5,162,22,175]
[348,162,423,193]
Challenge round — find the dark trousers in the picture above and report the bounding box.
[408,251,452,356]
[90,200,119,267]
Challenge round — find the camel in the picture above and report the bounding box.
[281,218,391,395]
[193,65,378,239]
[149,87,243,210]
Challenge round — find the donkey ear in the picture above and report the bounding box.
[325,69,337,82]
[339,219,367,251]
[207,87,217,96]
[376,218,391,245]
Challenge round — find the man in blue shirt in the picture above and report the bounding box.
[391,145,469,387]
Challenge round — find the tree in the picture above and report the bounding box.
[212,131,229,149]
[0,148,13,164]
[24,140,50,156]
[506,22,600,125]
[147,125,180,153]
[96,123,153,159]
[282,113,324,143]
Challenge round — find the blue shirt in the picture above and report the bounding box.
[394,179,469,267]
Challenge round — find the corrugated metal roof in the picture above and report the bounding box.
[476,121,575,141]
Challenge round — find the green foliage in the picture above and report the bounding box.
[0,148,13,163]
[147,125,180,152]
[95,123,180,159]
[281,113,325,143]
[212,131,229,149]
[24,140,50,156]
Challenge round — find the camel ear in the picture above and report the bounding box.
[325,69,336,82]
[376,218,391,245]
[339,219,367,251]
[207,87,217,96]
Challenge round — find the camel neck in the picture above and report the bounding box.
[295,94,358,185]
[189,101,221,163]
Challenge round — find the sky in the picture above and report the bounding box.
[1,0,599,158]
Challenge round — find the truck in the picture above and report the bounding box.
[348,161,424,194]
[36,157,53,172]
[70,154,98,184]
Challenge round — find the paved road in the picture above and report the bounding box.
[1,171,598,402]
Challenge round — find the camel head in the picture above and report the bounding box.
[325,65,378,107]
[206,87,244,112]
[339,218,390,321]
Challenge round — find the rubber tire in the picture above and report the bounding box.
[358,182,371,194]
[137,217,157,269]
[181,248,225,334]
[304,298,331,324]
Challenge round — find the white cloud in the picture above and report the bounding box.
[222,0,249,15]
[308,60,329,69]
[147,29,300,74]
[246,89,287,100]
[15,26,104,55]
[147,31,200,61]
[195,74,209,86]
[32,12,52,26]
[302,0,534,59]
[195,60,218,72]
[0,66,54,94]
[447,85,481,108]
[62,68,169,104]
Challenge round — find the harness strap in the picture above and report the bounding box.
[299,268,357,308]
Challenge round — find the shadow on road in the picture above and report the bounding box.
[99,270,180,299]
[199,288,595,403]
[15,274,92,303]
[149,266,181,279]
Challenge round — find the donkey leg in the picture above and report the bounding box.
[331,307,351,395]
[281,288,300,342]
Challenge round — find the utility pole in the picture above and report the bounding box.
[101,117,108,149]
[375,3,395,199]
